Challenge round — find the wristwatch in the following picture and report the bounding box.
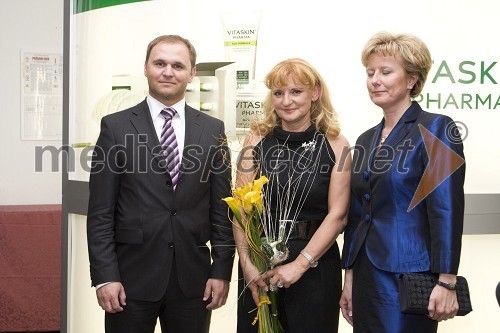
[300,250,318,268]
[437,280,457,290]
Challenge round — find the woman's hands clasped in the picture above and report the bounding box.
[261,260,308,292]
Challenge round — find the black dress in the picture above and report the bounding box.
[237,124,342,333]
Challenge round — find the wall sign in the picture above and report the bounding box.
[21,51,63,140]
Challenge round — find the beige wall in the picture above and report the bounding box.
[0,0,62,204]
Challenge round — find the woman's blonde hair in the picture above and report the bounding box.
[361,31,432,98]
[251,58,341,137]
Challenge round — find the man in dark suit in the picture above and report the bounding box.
[87,35,234,333]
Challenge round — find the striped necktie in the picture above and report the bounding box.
[160,107,180,187]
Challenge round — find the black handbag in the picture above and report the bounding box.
[398,273,472,316]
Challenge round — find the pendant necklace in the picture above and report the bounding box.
[380,134,388,145]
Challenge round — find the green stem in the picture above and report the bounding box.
[269,290,285,333]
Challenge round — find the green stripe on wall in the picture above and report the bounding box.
[74,0,151,14]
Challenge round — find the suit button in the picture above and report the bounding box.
[363,170,370,181]
[364,214,371,223]
[166,180,172,187]
[168,242,174,248]
[363,193,371,202]
[171,209,176,216]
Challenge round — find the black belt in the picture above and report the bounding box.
[286,220,322,240]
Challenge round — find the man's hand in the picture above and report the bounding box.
[96,282,126,313]
[203,278,230,310]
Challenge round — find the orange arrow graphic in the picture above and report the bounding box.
[408,124,465,212]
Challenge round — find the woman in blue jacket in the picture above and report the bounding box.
[340,31,466,332]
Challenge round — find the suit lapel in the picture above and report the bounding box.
[370,102,423,168]
[371,102,422,158]
[129,99,165,169]
[180,105,203,175]
[383,102,422,149]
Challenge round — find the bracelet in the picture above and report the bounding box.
[437,280,457,290]
[300,250,318,268]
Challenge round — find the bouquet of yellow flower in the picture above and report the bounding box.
[223,175,286,333]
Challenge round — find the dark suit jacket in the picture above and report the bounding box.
[87,99,234,302]
[342,102,465,274]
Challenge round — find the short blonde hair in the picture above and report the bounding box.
[361,32,432,98]
[251,58,341,138]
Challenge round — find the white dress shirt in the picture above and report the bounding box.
[147,95,186,162]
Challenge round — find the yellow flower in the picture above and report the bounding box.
[239,190,256,213]
[233,182,252,200]
[252,175,269,192]
[243,190,262,213]
[222,196,242,223]
[245,190,261,205]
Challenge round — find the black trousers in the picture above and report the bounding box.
[105,262,211,333]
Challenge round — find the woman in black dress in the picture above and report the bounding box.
[233,58,351,333]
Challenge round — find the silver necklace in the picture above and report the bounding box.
[380,135,388,145]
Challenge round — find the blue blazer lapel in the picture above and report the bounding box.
[385,102,422,146]
[376,101,423,152]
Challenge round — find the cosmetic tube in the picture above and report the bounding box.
[221,11,262,89]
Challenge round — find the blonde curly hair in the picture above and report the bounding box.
[250,58,341,138]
